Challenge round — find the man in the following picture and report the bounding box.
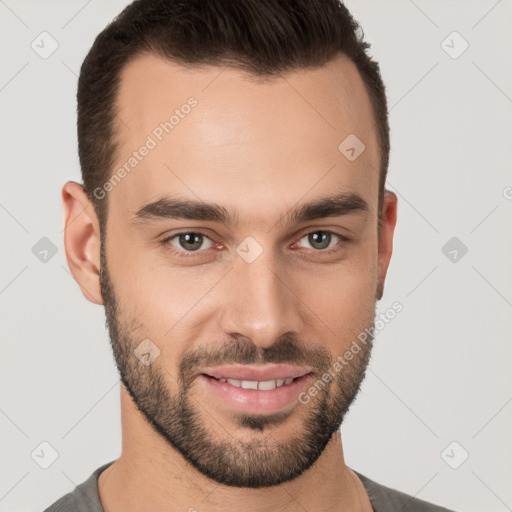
[45,0,455,510]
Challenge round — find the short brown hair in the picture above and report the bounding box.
[77,0,389,230]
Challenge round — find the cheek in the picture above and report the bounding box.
[297,241,378,340]
[105,231,223,346]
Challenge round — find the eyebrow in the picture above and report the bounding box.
[131,191,369,228]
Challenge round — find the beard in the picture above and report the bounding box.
[99,243,375,488]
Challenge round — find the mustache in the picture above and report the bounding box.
[178,334,333,388]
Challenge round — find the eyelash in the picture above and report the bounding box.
[160,229,350,259]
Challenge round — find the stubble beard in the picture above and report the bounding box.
[99,247,375,488]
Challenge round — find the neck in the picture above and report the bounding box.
[98,386,373,512]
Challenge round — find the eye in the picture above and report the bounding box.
[296,230,346,251]
[164,231,215,256]
[161,229,348,260]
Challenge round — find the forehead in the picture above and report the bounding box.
[110,52,380,226]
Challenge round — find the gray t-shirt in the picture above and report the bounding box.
[43,460,456,512]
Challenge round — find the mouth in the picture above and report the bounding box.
[198,365,314,415]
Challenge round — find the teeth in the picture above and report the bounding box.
[258,380,277,390]
[219,377,296,390]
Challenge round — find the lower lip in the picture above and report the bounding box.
[198,374,314,415]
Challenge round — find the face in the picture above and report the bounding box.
[95,53,394,488]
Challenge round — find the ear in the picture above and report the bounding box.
[376,190,398,301]
[62,181,103,305]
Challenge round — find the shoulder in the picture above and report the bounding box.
[353,469,456,512]
[42,461,115,512]
[42,492,80,512]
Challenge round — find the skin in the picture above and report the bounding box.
[63,52,397,511]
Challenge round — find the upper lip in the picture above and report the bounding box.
[201,364,312,381]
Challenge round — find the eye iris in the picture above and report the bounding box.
[308,231,332,250]
[179,233,203,251]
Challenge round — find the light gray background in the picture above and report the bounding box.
[1,1,511,511]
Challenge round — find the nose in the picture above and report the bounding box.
[219,246,304,349]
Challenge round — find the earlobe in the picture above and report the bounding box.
[376,190,398,301]
[62,181,104,305]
